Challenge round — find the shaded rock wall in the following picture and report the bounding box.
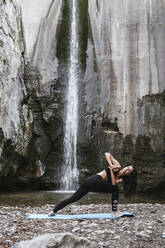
[21,0,64,189]
[78,0,165,191]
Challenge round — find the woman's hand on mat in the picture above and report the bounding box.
[112,211,122,217]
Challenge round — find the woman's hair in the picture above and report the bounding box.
[122,164,137,199]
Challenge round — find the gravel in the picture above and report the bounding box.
[0,203,165,248]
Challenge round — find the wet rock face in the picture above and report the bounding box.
[78,0,165,192]
[134,92,165,191]
[23,64,63,190]
[21,0,68,189]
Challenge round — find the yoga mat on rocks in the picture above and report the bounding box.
[27,212,134,220]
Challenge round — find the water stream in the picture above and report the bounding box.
[0,191,164,207]
[60,0,79,190]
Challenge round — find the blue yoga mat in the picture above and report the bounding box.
[27,212,134,220]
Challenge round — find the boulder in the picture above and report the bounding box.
[12,233,91,248]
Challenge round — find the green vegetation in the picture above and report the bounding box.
[56,0,89,72]
[78,0,88,71]
[56,0,70,63]
[3,58,8,64]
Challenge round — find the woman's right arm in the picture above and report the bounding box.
[110,169,122,216]
[105,153,121,170]
[105,153,113,166]
[109,167,117,185]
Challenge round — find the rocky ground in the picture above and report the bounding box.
[0,203,165,248]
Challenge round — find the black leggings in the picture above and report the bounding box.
[53,175,119,213]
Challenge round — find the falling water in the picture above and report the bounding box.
[60,0,79,190]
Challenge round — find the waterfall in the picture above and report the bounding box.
[60,0,79,190]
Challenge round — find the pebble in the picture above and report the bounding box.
[162,231,165,238]
[136,231,150,239]
[0,203,165,248]
[72,227,80,232]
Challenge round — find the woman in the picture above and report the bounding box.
[49,152,137,217]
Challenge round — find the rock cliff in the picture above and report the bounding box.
[0,0,164,192]
[0,0,35,190]
[78,0,165,192]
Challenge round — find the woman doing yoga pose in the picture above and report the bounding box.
[49,152,137,217]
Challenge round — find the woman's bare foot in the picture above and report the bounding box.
[112,211,122,217]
